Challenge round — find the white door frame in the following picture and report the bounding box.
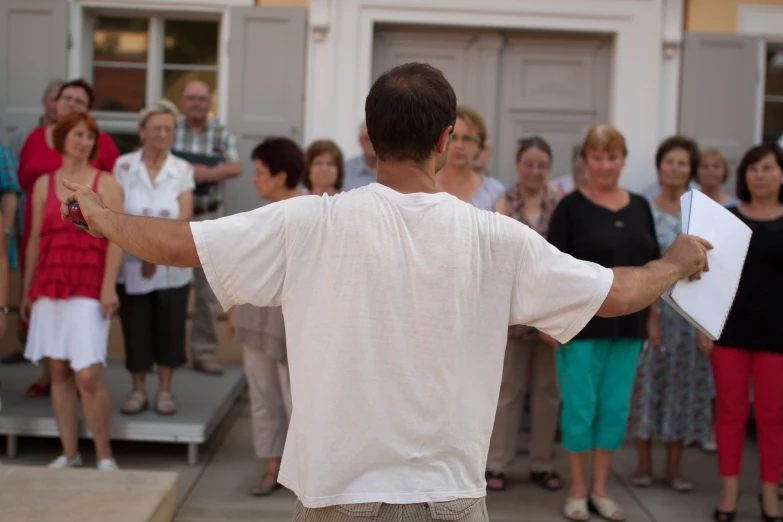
[67,0,254,123]
[306,0,679,191]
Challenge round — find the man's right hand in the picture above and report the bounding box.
[60,179,109,238]
[662,234,713,282]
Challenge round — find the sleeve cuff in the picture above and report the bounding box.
[190,221,234,311]
[553,265,614,345]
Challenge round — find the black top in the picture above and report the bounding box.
[717,207,783,354]
[547,190,660,341]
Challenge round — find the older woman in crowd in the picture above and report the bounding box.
[486,136,563,492]
[21,111,123,470]
[435,106,505,210]
[17,78,120,397]
[547,125,659,522]
[629,136,712,493]
[697,148,738,208]
[710,143,783,522]
[226,138,304,496]
[113,100,194,416]
[302,139,344,196]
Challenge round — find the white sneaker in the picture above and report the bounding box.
[97,458,119,471]
[48,454,83,468]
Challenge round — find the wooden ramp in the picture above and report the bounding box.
[0,465,178,522]
[0,362,246,465]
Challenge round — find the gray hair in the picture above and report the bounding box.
[43,79,64,100]
[138,99,180,128]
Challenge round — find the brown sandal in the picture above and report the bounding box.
[250,473,281,496]
[530,470,563,491]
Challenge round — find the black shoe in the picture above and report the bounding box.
[715,494,740,522]
[1,351,27,365]
[759,494,783,522]
[714,508,737,522]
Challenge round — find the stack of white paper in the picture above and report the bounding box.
[661,190,752,340]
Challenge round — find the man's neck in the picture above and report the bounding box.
[187,117,207,133]
[364,154,378,172]
[375,160,437,194]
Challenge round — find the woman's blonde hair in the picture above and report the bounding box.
[139,99,179,128]
[582,124,628,158]
[456,106,487,149]
[699,148,731,183]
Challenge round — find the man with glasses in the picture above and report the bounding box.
[173,80,242,375]
[343,122,377,191]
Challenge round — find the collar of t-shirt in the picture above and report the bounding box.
[366,182,454,207]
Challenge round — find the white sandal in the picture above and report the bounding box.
[564,497,590,521]
[588,494,626,522]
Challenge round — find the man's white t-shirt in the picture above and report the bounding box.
[190,183,613,508]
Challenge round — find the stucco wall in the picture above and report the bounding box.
[686,0,783,33]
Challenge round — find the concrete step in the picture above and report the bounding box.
[0,465,178,522]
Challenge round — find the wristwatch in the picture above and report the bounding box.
[0,306,9,314]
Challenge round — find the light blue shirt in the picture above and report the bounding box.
[344,155,376,191]
[471,176,507,211]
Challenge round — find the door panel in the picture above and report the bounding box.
[225,6,306,215]
[497,36,611,186]
[679,33,763,179]
[0,0,68,142]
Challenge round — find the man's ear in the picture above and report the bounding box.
[435,125,453,155]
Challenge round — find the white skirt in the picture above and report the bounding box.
[25,297,110,371]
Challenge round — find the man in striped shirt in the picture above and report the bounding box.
[173,80,242,374]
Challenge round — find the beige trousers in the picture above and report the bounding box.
[190,268,219,362]
[293,498,488,522]
[243,344,292,459]
[486,336,560,473]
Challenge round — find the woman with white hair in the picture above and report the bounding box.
[113,99,195,415]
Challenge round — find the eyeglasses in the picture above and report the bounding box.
[60,95,88,108]
[452,134,479,145]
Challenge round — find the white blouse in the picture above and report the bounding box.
[114,150,195,295]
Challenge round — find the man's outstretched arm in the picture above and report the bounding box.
[60,179,200,268]
[596,234,712,318]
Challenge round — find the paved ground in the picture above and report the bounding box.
[0,395,769,522]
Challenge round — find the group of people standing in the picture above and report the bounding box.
[1,68,781,522]
[0,77,244,469]
[426,106,783,522]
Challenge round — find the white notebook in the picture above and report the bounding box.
[661,190,752,340]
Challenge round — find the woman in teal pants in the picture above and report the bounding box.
[547,125,660,522]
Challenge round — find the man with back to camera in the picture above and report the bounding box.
[61,63,711,522]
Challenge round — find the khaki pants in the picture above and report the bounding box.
[243,344,292,458]
[190,268,219,362]
[293,498,488,522]
[487,336,560,473]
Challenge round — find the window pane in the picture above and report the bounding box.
[763,101,783,143]
[93,17,148,63]
[163,70,217,114]
[105,133,141,156]
[93,67,147,113]
[164,20,218,66]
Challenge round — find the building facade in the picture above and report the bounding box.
[0,0,781,214]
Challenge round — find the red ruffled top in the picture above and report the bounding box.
[28,172,108,301]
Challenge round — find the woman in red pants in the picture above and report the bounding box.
[710,143,783,522]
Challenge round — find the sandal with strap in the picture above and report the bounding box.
[589,494,626,522]
[121,391,148,415]
[563,497,589,522]
[531,470,563,491]
[25,382,50,397]
[155,391,177,415]
[250,473,281,497]
[485,471,507,491]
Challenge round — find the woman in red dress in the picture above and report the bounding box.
[17,78,119,397]
[21,111,123,469]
